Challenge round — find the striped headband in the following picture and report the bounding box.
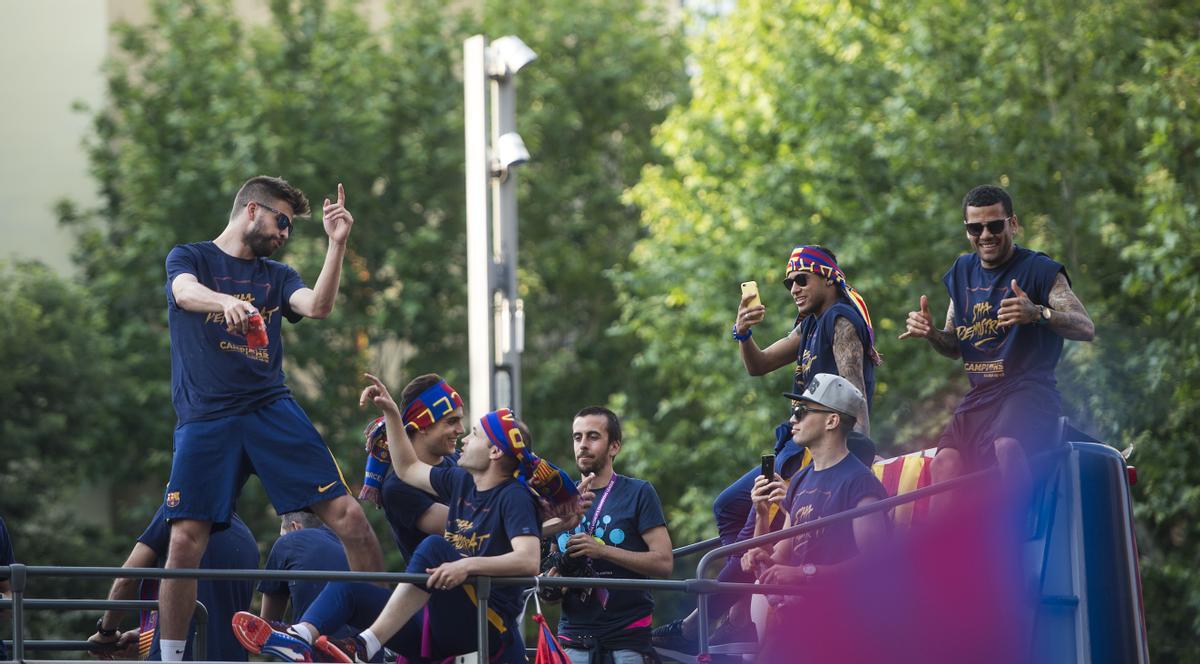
[481,408,578,505]
[785,245,882,365]
[402,380,464,433]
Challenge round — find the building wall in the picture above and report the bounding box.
[0,0,109,274]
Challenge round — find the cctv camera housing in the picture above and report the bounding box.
[489,36,538,77]
[495,132,530,170]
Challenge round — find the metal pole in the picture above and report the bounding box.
[490,69,521,415]
[475,576,492,660]
[10,563,25,663]
[464,34,493,420]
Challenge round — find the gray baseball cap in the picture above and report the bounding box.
[782,373,865,419]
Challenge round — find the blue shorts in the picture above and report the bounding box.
[164,398,349,525]
[938,384,1063,471]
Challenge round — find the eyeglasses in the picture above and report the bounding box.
[790,404,837,420]
[250,201,293,234]
[963,217,1011,237]
[782,273,811,290]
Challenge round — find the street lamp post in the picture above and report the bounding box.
[463,35,536,421]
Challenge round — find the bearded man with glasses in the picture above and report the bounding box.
[900,184,1095,501]
[156,175,383,661]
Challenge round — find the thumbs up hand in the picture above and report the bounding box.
[899,294,935,340]
[997,279,1039,328]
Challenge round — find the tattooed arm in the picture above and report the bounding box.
[928,301,962,359]
[1046,272,1095,341]
[832,316,871,435]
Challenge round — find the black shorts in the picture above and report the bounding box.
[937,384,1062,471]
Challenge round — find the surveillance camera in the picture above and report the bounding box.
[492,133,530,178]
[488,36,537,78]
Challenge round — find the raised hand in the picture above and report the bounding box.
[898,294,934,340]
[359,373,399,415]
[735,290,767,336]
[322,183,354,245]
[576,472,597,513]
[750,473,785,516]
[997,279,1038,328]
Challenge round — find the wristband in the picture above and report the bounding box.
[732,323,752,342]
[362,453,388,492]
[95,618,118,638]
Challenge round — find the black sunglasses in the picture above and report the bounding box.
[963,216,1011,237]
[791,404,837,420]
[782,273,811,290]
[251,201,293,234]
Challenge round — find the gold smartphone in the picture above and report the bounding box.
[741,280,761,308]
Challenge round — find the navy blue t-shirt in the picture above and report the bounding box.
[943,246,1067,412]
[794,299,876,411]
[555,475,667,637]
[140,508,259,661]
[783,453,887,567]
[258,526,348,620]
[165,241,307,424]
[429,466,541,619]
[382,455,458,561]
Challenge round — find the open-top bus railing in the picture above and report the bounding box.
[0,599,208,658]
[0,564,812,663]
[0,463,1028,663]
[2,442,1143,663]
[691,462,1006,658]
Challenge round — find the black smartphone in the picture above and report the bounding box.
[761,453,775,480]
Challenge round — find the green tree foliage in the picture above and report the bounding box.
[615,0,1199,653]
[0,261,127,639]
[52,0,685,571]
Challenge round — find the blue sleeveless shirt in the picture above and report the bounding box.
[793,299,877,411]
[943,245,1067,412]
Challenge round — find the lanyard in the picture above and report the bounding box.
[585,474,619,537]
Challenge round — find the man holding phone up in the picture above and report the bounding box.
[654,245,882,654]
[725,244,880,544]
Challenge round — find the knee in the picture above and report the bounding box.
[319,497,372,542]
[931,448,963,482]
[994,438,1027,470]
[166,522,210,567]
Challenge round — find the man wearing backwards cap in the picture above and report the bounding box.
[741,373,889,605]
[233,373,577,663]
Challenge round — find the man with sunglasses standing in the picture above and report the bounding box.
[900,184,1094,494]
[158,175,383,661]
